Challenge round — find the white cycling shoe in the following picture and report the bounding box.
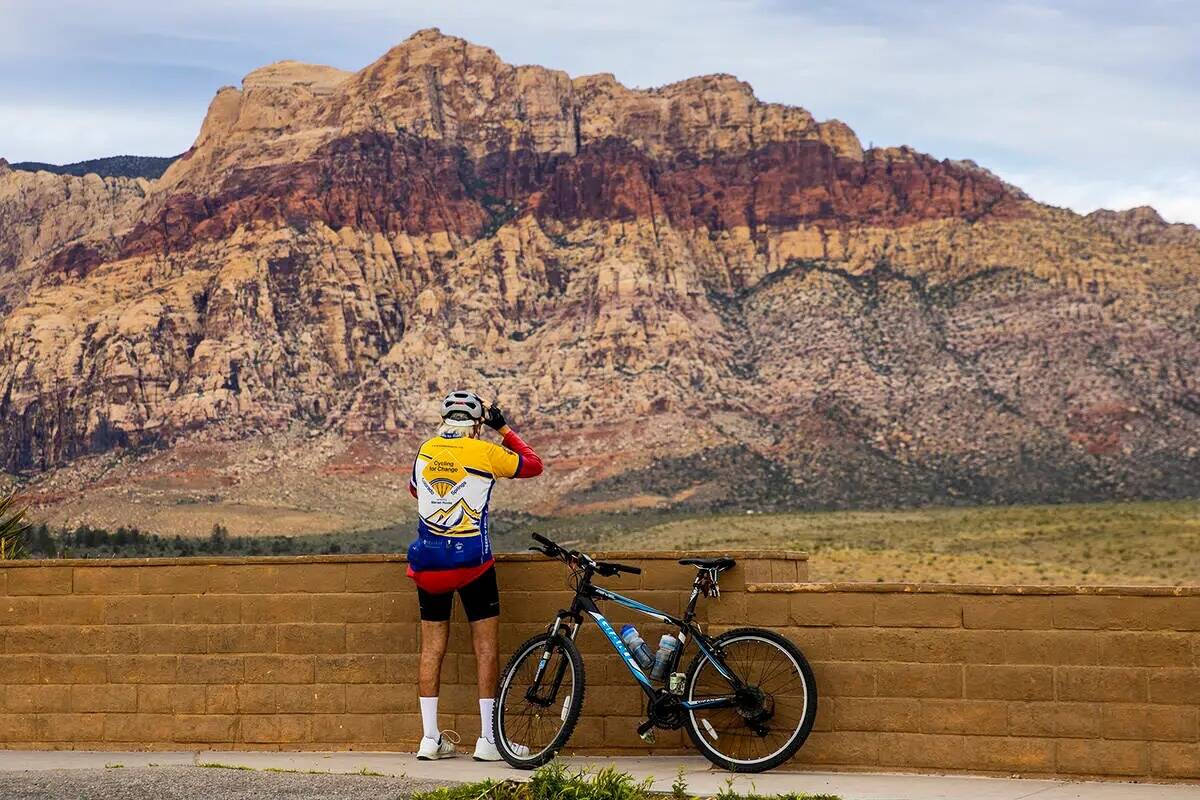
[417,731,459,760]
[473,737,530,761]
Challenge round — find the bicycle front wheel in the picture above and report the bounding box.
[683,627,817,772]
[494,632,585,768]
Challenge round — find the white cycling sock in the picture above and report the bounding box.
[419,696,440,741]
[479,698,496,743]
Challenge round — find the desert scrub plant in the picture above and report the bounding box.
[413,762,839,800]
[0,491,31,560]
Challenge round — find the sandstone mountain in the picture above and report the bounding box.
[1,29,1197,535]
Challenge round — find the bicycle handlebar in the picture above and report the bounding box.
[527,534,641,577]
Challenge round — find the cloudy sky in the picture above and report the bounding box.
[3,0,1197,223]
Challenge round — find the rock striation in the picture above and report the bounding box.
[1,29,1198,528]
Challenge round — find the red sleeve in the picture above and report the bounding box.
[502,429,543,478]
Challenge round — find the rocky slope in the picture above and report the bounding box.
[1,29,1197,533]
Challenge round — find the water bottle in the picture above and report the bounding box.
[650,634,680,681]
[620,624,655,670]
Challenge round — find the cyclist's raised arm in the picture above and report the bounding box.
[484,405,543,479]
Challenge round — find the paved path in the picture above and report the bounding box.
[0,751,1195,800]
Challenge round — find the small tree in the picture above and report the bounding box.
[0,492,32,560]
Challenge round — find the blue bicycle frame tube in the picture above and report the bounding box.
[585,586,739,704]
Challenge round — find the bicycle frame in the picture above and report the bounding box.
[534,571,742,712]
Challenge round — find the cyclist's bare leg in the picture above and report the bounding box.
[419,620,450,696]
[469,615,499,696]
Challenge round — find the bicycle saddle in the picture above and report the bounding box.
[678,557,735,571]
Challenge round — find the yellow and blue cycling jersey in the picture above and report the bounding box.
[408,434,522,572]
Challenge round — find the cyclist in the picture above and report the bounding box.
[407,390,543,761]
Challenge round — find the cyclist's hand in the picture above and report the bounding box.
[483,403,507,432]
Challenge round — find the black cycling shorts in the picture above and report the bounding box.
[417,565,500,622]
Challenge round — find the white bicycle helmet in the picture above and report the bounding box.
[440,390,485,427]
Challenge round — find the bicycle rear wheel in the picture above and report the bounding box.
[683,627,817,772]
[494,632,585,768]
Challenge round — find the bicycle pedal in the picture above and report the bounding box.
[639,730,656,744]
[636,718,656,744]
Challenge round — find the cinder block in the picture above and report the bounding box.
[174,714,238,743]
[276,714,312,743]
[790,593,875,627]
[315,655,389,684]
[274,564,346,594]
[876,663,962,699]
[277,624,346,654]
[0,655,44,683]
[1050,597,1181,631]
[276,683,346,714]
[1098,632,1194,667]
[207,565,277,595]
[1149,742,1200,779]
[965,665,1054,700]
[833,697,919,732]
[237,685,276,714]
[1148,669,1200,705]
[4,684,70,713]
[101,596,172,625]
[812,661,875,697]
[240,714,281,743]
[169,685,208,714]
[910,630,1005,664]
[999,630,1099,666]
[70,684,137,713]
[140,625,208,654]
[960,596,1053,630]
[139,566,208,595]
[1056,667,1148,703]
[177,655,244,684]
[746,594,790,626]
[346,563,404,593]
[0,714,38,742]
[172,595,240,624]
[346,623,417,654]
[1008,701,1100,738]
[876,732,968,770]
[38,713,103,742]
[7,567,72,596]
[244,655,315,684]
[346,684,416,713]
[75,626,140,655]
[1057,739,1148,777]
[311,594,382,624]
[36,597,103,625]
[0,596,40,625]
[136,685,174,713]
[103,713,175,743]
[874,595,961,628]
[208,625,277,654]
[241,595,313,625]
[792,730,879,766]
[1100,704,1198,742]
[39,655,106,684]
[829,628,915,662]
[310,713,385,743]
[205,685,239,714]
[108,655,177,684]
[5,626,71,653]
[960,735,1056,773]
[917,699,1008,735]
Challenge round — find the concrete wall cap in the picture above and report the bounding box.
[748,581,1200,596]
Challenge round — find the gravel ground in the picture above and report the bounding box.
[0,765,459,800]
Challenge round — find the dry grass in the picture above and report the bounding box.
[589,500,1200,586]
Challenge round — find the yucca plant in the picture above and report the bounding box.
[0,491,31,560]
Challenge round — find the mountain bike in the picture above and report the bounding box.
[493,534,817,773]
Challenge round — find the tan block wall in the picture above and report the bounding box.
[0,553,1196,782]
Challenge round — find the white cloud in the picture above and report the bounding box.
[0,104,203,163]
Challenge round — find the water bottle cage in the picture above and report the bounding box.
[698,567,721,598]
